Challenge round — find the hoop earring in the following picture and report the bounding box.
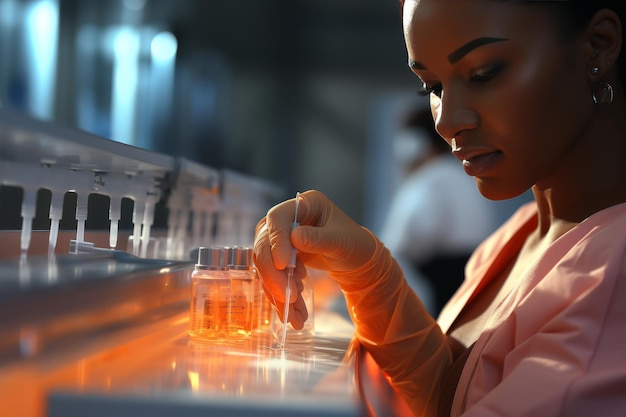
[592,80,614,105]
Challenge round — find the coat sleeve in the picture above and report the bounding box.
[333,234,454,417]
[456,230,626,417]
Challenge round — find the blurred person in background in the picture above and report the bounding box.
[379,104,496,315]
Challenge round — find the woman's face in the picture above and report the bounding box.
[403,0,594,200]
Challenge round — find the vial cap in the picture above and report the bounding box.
[229,246,252,270]
[196,246,228,269]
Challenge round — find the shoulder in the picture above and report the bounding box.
[556,202,626,277]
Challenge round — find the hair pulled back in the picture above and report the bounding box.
[400,0,626,84]
[489,1,626,83]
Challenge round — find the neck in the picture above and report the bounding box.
[532,104,626,238]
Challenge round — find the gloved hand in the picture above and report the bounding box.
[253,190,377,329]
[254,190,452,417]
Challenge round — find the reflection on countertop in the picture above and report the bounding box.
[0,247,363,417]
[47,311,360,416]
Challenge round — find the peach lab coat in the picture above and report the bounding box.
[356,202,626,416]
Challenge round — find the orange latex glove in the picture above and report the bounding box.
[254,191,452,416]
[253,190,454,416]
[253,189,377,329]
[336,234,454,417]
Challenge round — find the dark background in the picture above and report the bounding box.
[0,0,528,235]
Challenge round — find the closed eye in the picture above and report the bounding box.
[416,62,503,97]
[470,63,504,83]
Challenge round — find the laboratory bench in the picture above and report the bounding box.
[0,108,407,417]
[0,241,391,417]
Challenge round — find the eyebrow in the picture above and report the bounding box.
[408,36,509,70]
[448,37,509,64]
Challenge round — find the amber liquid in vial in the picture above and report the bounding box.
[255,276,274,332]
[228,272,256,337]
[189,270,232,340]
[227,247,257,339]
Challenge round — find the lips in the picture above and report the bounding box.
[452,146,502,177]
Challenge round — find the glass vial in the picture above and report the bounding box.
[227,246,256,338]
[189,246,231,341]
[256,274,274,336]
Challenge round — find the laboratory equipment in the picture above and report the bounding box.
[18,176,37,254]
[254,265,274,336]
[273,192,315,348]
[189,246,261,343]
[189,246,233,341]
[166,159,220,260]
[0,107,377,417]
[0,107,173,257]
[92,172,131,249]
[278,192,301,350]
[273,274,316,346]
[218,169,283,247]
[0,160,47,254]
[43,167,67,256]
[227,246,257,337]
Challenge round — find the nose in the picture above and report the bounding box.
[431,90,478,142]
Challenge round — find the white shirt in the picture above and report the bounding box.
[379,154,495,264]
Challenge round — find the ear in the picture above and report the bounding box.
[585,9,622,79]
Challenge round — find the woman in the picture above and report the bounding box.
[253,1,626,416]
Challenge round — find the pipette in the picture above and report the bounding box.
[20,187,37,254]
[48,190,64,256]
[75,192,88,243]
[280,191,301,350]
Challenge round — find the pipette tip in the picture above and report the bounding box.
[279,192,301,351]
[48,219,59,256]
[20,217,33,254]
[280,268,293,350]
[109,221,119,249]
